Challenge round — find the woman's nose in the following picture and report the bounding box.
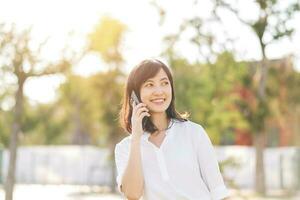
[152,86,164,95]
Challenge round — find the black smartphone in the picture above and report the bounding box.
[130,91,149,129]
[130,91,140,106]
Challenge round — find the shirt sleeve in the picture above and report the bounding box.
[194,125,230,200]
[114,140,130,194]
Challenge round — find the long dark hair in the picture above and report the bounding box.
[119,59,187,134]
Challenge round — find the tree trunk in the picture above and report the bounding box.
[254,133,266,195]
[108,133,117,193]
[110,144,117,193]
[294,106,300,146]
[254,55,268,195]
[5,81,24,200]
[71,98,90,145]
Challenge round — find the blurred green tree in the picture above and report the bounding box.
[21,101,68,145]
[57,75,101,145]
[212,0,300,194]
[152,0,300,194]
[0,23,81,200]
[172,52,249,144]
[89,16,126,67]
[88,16,126,193]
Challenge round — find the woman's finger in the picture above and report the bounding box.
[136,107,149,117]
[133,103,147,115]
[138,112,151,121]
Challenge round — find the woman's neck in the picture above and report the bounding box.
[150,112,170,131]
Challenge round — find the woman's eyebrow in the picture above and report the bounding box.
[146,77,168,82]
[160,77,168,81]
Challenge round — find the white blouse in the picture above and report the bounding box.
[114,119,230,200]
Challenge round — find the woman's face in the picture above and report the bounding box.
[140,68,172,114]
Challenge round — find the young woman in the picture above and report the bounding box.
[115,59,230,200]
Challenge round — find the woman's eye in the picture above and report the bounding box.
[162,81,169,86]
[145,83,153,87]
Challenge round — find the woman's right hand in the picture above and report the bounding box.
[131,103,150,138]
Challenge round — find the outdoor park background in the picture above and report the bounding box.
[0,0,300,199]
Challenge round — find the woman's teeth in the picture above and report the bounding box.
[151,99,165,103]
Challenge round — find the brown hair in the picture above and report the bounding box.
[119,59,187,134]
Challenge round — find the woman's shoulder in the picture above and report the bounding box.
[174,118,205,131]
[174,119,208,140]
[115,134,131,150]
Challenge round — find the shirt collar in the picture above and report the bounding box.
[141,118,176,141]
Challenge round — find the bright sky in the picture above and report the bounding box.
[1,0,299,106]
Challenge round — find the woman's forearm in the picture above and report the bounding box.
[121,136,144,199]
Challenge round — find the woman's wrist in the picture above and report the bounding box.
[131,134,142,143]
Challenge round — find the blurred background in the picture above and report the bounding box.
[0,0,300,199]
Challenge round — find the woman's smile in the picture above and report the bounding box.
[150,98,166,105]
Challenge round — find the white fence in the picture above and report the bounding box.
[1,146,112,185]
[0,146,299,190]
[216,146,300,190]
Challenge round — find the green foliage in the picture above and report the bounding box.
[0,110,12,147]
[89,16,127,65]
[88,16,128,150]
[286,71,300,105]
[58,75,101,145]
[21,102,69,145]
[172,52,249,144]
[0,23,77,146]
[90,69,125,146]
[0,16,129,147]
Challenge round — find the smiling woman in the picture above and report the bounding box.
[115,59,230,200]
[119,59,186,134]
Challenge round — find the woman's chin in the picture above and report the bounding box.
[147,101,170,114]
[149,107,168,114]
